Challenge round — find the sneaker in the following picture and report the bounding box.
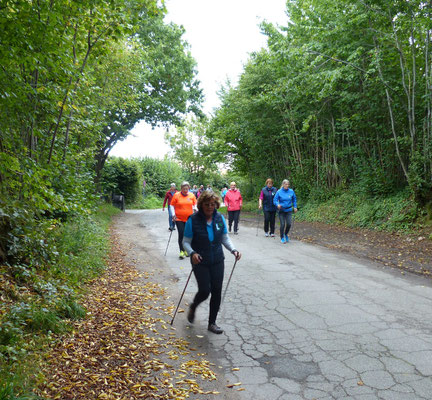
[234,231,238,235]
[229,227,232,233]
[208,323,224,334]
[187,306,195,323]
[281,237,286,244]
[184,251,189,257]
[264,232,269,237]
[285,234,290,243]
[179,251,185,259]
[270,233,275,238]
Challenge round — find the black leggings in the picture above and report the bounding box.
[228,210,240,232]
[278,211,292,238]
[175,221,186,252]
[191,261,225,324]
[263,211,276,234]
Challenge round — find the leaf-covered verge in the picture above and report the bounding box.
[0,204,120,400]
[37,232,222,400]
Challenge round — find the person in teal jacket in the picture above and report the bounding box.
[273,179,298,243]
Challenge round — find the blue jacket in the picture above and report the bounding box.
[274,188,297,212]
[189,210,225,265]
[261,186,277,212]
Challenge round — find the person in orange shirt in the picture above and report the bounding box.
[170,181,197,259]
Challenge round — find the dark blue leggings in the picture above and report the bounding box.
[278,211,292,238]
[191,261,225,324]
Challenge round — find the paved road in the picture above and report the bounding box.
[140,209,432,400]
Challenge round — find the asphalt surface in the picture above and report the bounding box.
[136,209,432,400]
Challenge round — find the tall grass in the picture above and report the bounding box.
[297,189,420,233]
[128,194,162,209]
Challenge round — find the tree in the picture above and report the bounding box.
[207,0,432,204]
[165,117,223,185]
[93,13,204,184]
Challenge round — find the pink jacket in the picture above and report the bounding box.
[224,189,242,211]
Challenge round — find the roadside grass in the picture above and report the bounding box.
[296,189,422,233]
[0,204,119,400]
[240,191,431,238]
[128,194,162,209]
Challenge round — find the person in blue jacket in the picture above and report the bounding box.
[273,179,298,243]
[258,178,277,237]
[183,190,241,334]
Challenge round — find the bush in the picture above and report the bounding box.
[129,194,162,210]
[137,157,186,198]
[298,188,419,232]
[101,157,141,204]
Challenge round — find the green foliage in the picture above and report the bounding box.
[101,157,141,204]
[166,117,223,185]
[299,189,418,232]
[0,204,118,398]
[130,194,163,210]
[137,157,186,197]
[240,200,259,213]
[56,298,87,320]
[0,0,202,265]
[1,0,202,396]
[207,0,432,217]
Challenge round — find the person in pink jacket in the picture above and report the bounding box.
[224,181,243,234]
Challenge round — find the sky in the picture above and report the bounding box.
[110,0,288,159]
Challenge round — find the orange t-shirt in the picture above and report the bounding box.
[170,192,197,222]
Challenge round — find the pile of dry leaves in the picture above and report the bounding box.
[37,233,221,399]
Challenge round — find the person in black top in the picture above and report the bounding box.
[183,191,241,334]
[258,178,278,237]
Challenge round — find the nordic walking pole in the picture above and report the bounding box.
[170,267,194,325]
[222,257,238,304]
[164,229,173,256]
[255,209,260,236]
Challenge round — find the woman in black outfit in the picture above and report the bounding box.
[183,191,241,334]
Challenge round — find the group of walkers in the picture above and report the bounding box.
[162,181,244,245]
[161,178,296,335]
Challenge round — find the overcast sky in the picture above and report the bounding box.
[110,0,288,159]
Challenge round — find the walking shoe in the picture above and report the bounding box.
[234,231,238,235]
[208,323,223,334]
[281,237,286,244]
[179,251,185,259]
[187,306,195,323]
[184,251,189,257]
[285,234,290,243]
[228,227,232,233]
[169,226,176,231]
[270,233,275,238]
[265,232,269,237]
